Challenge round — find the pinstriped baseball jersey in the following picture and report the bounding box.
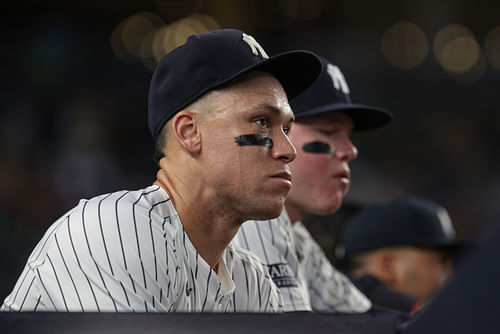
[292,221,371,312]
[234,209,371,312]
[234,211,311,311]
[1,185,283,313]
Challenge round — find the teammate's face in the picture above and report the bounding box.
[391,247,452,301]
[198,72,296,221]
[284,112,357,221]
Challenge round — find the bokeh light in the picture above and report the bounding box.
[446,51,487,84]
[440,36,479,72]
[433,24,480,73]
[381,22,429,70]
[111,12,164,63]
[112,12,220,68]
[484,25,500,70]
[151,14,220,63]
[191,13,220,31]
[121,14,158,58]
[152,24,176,63]
[173,17,204,46]
[111,19,136,63]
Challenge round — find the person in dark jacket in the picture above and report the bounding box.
[335,196,464,314]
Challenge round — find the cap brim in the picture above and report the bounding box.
[296,102,393,132]
[419,240,475,255]
[212,50,322,101]
[340,241,471,262]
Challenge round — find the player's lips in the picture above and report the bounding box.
[333,170,350,185]
[271,171,292,184]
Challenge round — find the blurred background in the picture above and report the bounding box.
[1,0,500,300]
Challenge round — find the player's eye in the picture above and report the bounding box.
[255,117,269,128]
[283,126,291,135]
[318,129,336,137]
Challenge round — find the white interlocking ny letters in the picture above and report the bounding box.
[242,33,269,59]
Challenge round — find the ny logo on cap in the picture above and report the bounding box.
[242,33,269,59]
[327,63,350,94]
[437,208,456,238]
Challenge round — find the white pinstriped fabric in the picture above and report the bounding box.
[235,212,311,311]
[234,210,371,313]
[1,185,282,313]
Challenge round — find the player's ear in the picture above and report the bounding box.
[375,249,397,284]
[171,110,202,153]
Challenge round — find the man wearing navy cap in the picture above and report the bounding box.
[335,196,462,313]
[402,224,498,333]
[234,56,393,312]
[1,29,321,312]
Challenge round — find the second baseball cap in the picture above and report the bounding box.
[291,56,393,131]
[335,196,463,261]
[148,29,322,139]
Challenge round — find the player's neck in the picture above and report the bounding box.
[154,165,240,270]
[181,208,240,270]
[285,201,305,225]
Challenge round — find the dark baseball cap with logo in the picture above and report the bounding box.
[291,56,393,131]
[335,196,463,261]
[148,28,322,139]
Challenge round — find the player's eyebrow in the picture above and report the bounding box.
[246,103,295,123]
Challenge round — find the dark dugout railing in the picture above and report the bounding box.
[0,309,405,334]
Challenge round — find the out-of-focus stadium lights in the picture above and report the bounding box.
[111,19,136,63]
[151,14,220,63]
[433,24,480,73]
[152,24,174,63]
[440,36,480,72]
[485,26,500,70]
[121,14,161,58]
[112,12,220,69]
[111,12,164,63]
[447,52,487,84]
[191,13,220,31]
[381,22,429,70]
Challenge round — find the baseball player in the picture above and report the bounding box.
[1,29,321,312]
[402,225,497,333]
[234,56,393,312]
[335,196,463,313]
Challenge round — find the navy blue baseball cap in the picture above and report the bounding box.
[335,196,463,260]
[148,29,322,139]
[291,56,393,131]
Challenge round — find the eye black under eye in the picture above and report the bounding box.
[303,141,332,154]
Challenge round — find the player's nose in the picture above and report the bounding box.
[335,136,358,162]
[272,130,297,163]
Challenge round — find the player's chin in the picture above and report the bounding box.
[250,196,287,220]
[314,194,344,215]
[268,177,292,194]
[314,203,342,216]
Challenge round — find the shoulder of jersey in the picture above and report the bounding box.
[229,243,270,272]
[76,186,172,212]
[292,221,314,243]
